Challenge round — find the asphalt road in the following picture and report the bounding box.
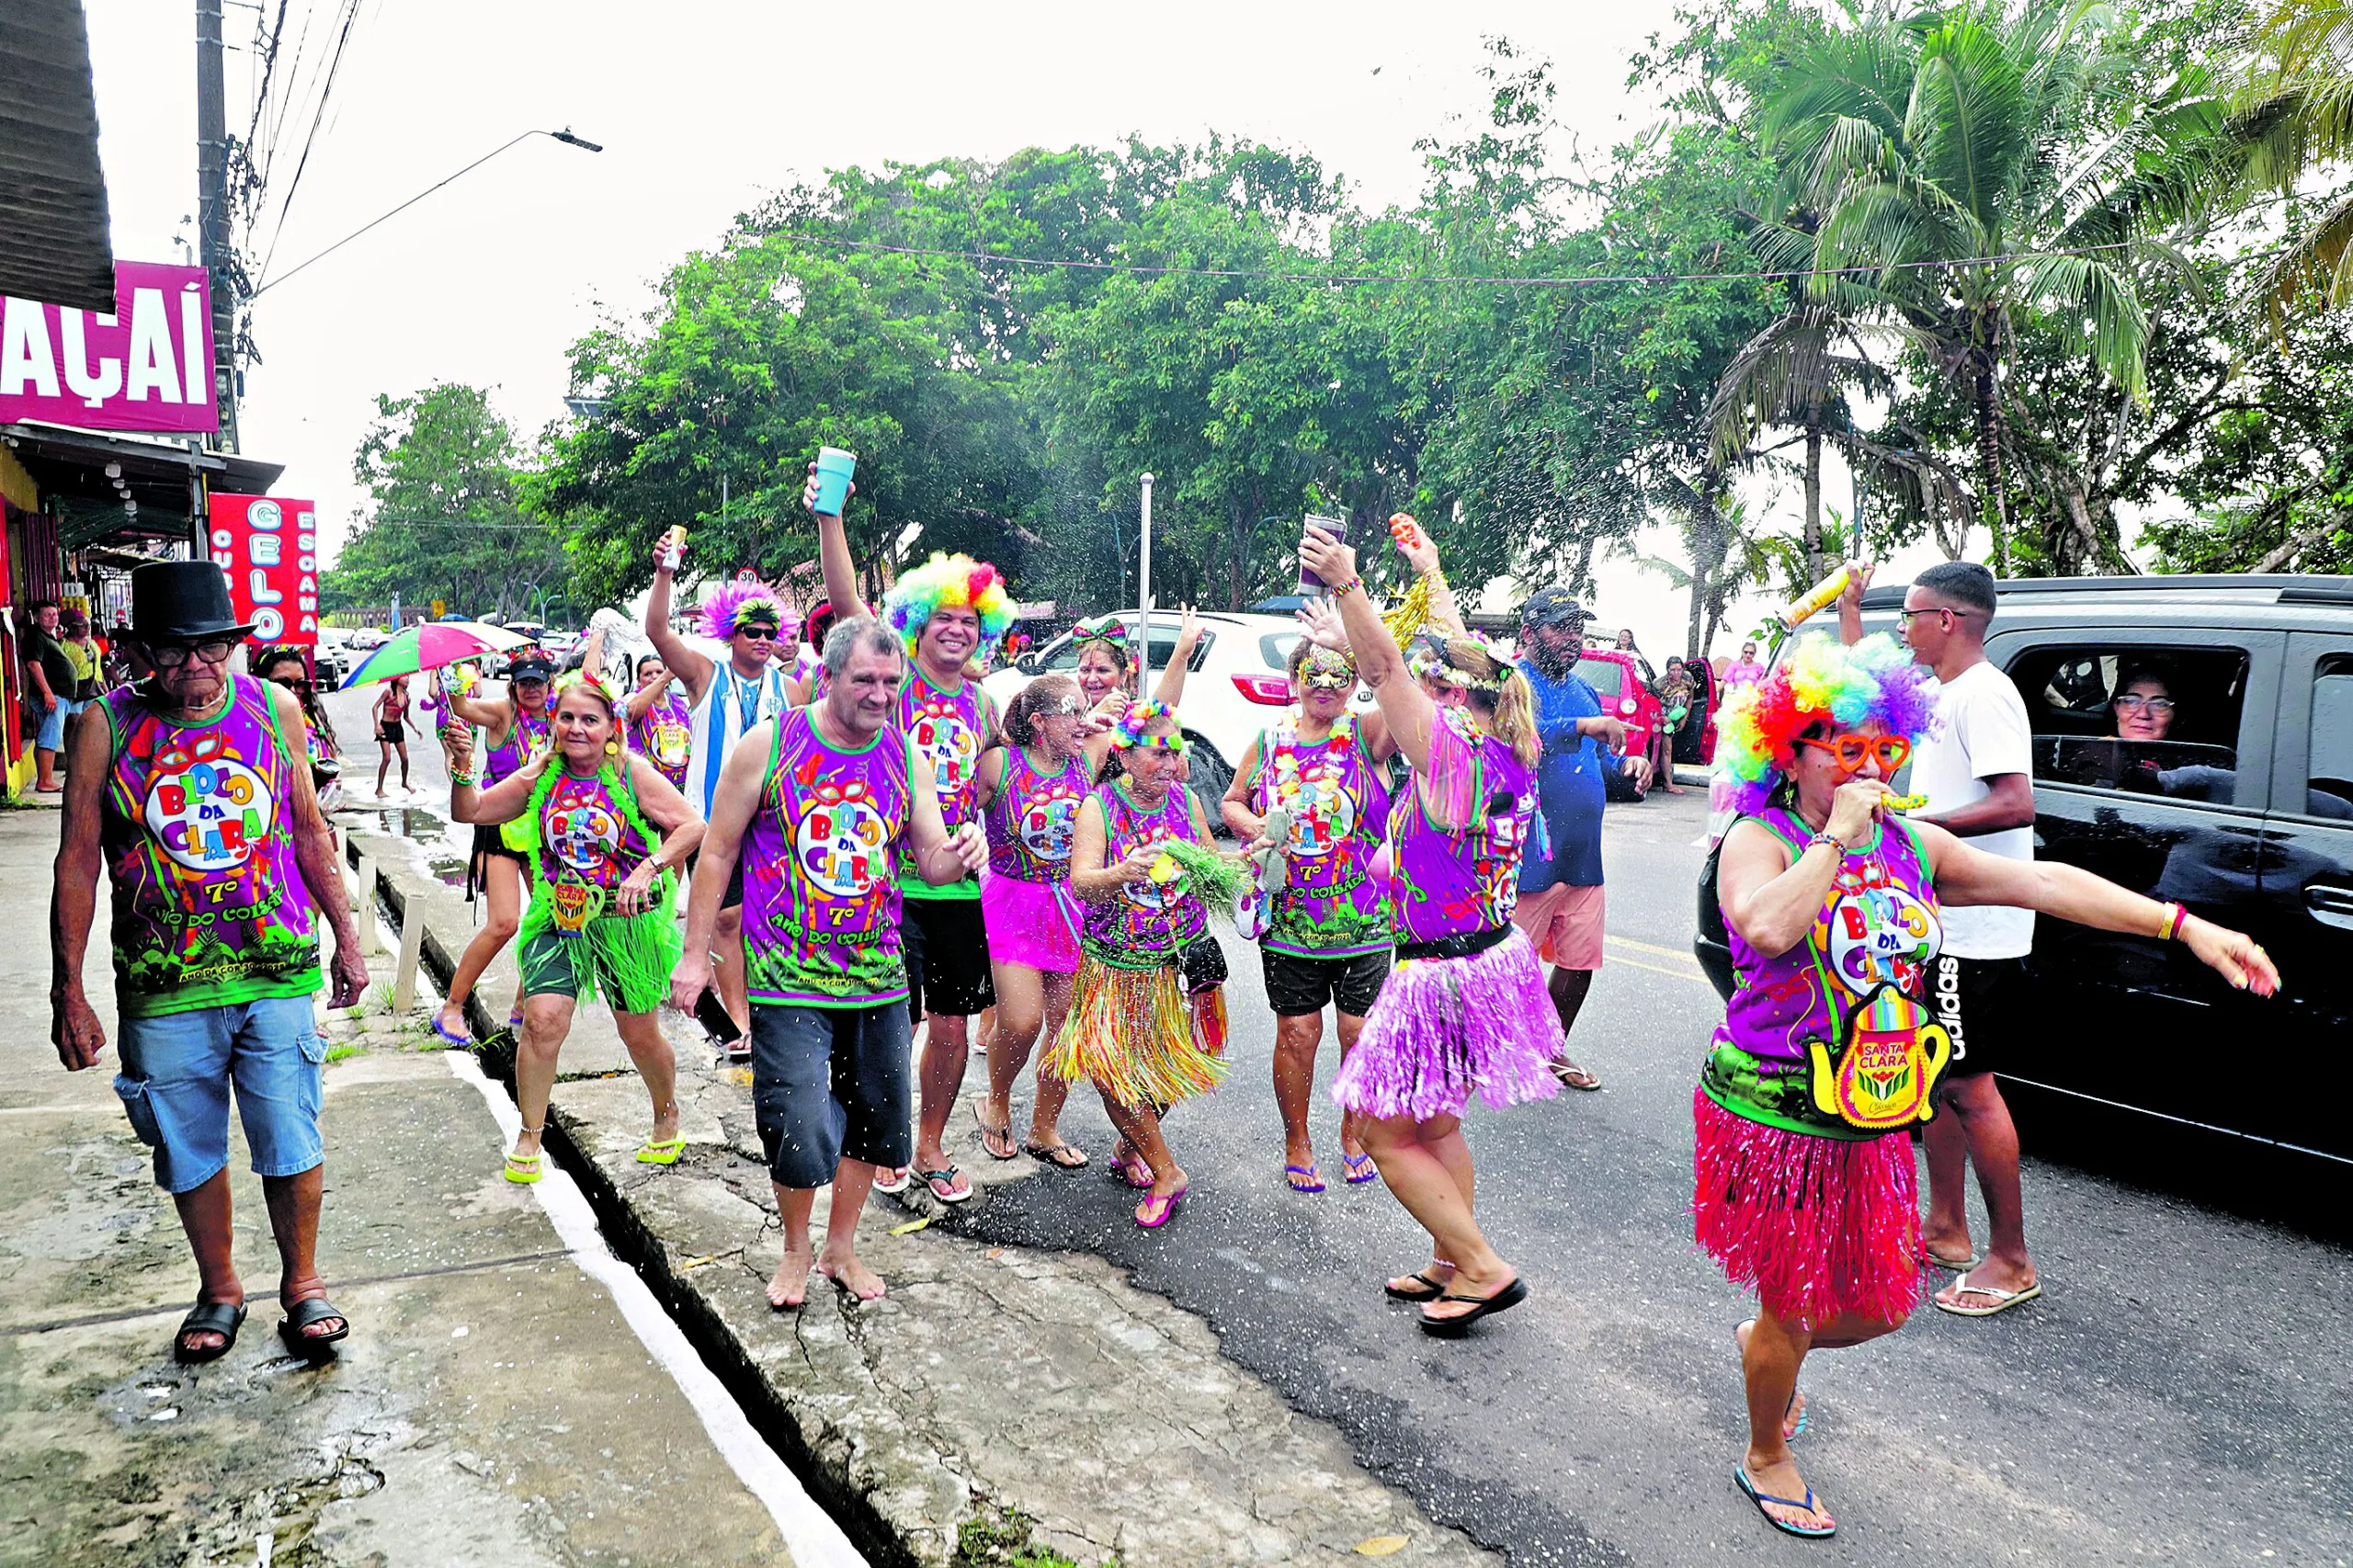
[320,676,2353,1565]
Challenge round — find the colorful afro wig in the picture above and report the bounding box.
[883,551,1013,656]
[699,581,797,642]
[1716,632,1941,815]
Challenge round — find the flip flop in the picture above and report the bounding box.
[1134,1183,1188,1229]
[173,1299,247,1364]
[504,1150,542,1185]
[1383,1269,1450,1302]
[917,1165,973,1204]
[277,1296,350,1358]
[634,1136,687,1165]
[872,1166,912,1195]
[1935,1272,2043,1317]
[1550,1060,1602,1091]
[1733,1465,1836,1538]
[1925,1248,1982,1273]
[975,1107,1019,1162]
[1284,1163,1325,1194]
[1418,1276,1529,1337]
[1343,1152,1380,1185]
[1022,1140,1089,1170]
[429,1014,472,1048]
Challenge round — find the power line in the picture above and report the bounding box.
[767,230,2154,290]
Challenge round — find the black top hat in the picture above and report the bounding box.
[129,562,258,643]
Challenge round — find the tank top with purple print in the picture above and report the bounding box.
[98,674,321,1017]
[485,699,551,786]
[1082,779,1208,969]
[986,744,1090,883]
[630,687,693,790]
[1385,707,1538,946]
[740,707,914,1007]
[1251,714,1392,957]
[1701,805,1949,1140]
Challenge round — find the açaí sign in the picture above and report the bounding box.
[209,494,319,644]
[0,262,218,434]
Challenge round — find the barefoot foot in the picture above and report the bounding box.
[820,1253,887,1301]
[767,1244,813,1309]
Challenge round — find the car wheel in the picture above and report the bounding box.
[1185,732,1234,835]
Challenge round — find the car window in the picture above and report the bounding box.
[2306,657,2353,820]
[2006,644,2247,805]
[1574,657,1622,697]
[1258,632,1298,671]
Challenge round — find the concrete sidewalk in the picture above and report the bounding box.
[0,809,815,1568]
[350,824,1495,1568]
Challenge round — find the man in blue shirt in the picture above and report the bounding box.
[1511,589,1650,1090]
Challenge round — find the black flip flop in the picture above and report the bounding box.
[173,1299,247,1364]
[1417,1276,1529,1337]
[1383,1269,1449,1302]
[277,1295,350,1358]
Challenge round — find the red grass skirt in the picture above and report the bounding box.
[1690,1087,1925,1330]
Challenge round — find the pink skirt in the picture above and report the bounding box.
[982,869,1082,975]
[1332,926,1563,1121]
[1690,1087,1926,1329]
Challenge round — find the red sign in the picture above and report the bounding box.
[0,262,218,434]
[208,494,319,644]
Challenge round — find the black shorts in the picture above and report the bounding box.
[750,1002,913,1187]
[377,722,405,744]
[1262,947,1391,1017]
[682,847,745,912]
[903,895,995,1022]
[1932,954,2026,1079]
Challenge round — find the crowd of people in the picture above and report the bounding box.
[43,471,2285,1543]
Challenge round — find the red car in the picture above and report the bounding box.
[1572,648,1666,801]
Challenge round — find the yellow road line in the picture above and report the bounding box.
[1607,933,1702,965]
[1606,953,1710,985]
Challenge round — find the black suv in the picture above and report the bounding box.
[1695,574,2353,1174]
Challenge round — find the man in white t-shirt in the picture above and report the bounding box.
[1848,560,2042,1317]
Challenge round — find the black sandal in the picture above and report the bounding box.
[1418,1277,1529,1338]
[173,1299,247,1364]
[277,1295,350,1358]
[1383,1269,1450,1302]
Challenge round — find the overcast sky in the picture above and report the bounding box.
[83,0,1932,653]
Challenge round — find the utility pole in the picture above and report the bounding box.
[196,0,239,453]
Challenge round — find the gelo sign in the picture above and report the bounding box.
[0,262,218,435]
[208,493,318,643]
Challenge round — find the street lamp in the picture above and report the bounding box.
[249,128,605,299]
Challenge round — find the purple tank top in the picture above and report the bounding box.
[739,708,914,1006]
[1083,779,1208,966]
[1251,715,1392,957]
[485,699,551,786]
[630,688,693,790]
[986,744,1090,883]
[898,667,994,897]
[98,674,320,1017]
[1386,708,1537,945]
[535,767,653,892]
[1702,806,1947,1138]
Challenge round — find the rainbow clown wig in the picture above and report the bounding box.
[699,581,796,642]
[883,551,1014,656]
[1716,632,1941,814]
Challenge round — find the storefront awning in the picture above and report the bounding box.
[0,0,115,314]
[0,422,284,548]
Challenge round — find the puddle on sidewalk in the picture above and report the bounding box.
[335,802,468,887]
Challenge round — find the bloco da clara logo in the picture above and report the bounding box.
[145,735,275,873]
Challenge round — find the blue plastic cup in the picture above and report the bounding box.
[813,447,858,516]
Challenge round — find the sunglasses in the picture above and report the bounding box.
[736,625,780,642]
[150,638,238,668]
[1796,733,1912,773]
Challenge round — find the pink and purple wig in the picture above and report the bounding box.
[883,551,1013,656]
[699,581,796,642]
[1716,632,1940,814]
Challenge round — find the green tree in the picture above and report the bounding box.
[324,383,569,619]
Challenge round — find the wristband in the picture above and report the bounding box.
[2158,902,2188,940]
[1806,831,1848,856]
[1328,578,1365,599]
[449,771,480,789]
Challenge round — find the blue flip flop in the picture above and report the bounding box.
[429,1015,472,1047]
[1343,1152,1379,1185]
[1733,1465,1836,1539]
[1284,1164,1325,1194]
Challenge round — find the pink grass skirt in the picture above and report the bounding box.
[982,870,1082,975]
[1331,926,1563,1121]
[1690,1087,1926,1329]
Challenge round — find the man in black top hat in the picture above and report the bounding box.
[50,562,369,1364]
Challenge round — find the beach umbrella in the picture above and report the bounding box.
[337,620,532,689]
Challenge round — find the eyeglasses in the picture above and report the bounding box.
[1898,605,1981,622]
[1796,733,1912,773]
[150,638,237,668]
[2114,693,2176,715]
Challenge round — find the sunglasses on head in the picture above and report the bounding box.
[1796,733,1912,773]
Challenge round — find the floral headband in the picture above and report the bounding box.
[1406,634,1513,693]
[1297,643,1358,691]
[1111,698,1184,750]
[552,669,628,715]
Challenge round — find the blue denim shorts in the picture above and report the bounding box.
[36,699,64,751]
[114,994,327,1193]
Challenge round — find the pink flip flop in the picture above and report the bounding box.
[1134,1184,1188,1229]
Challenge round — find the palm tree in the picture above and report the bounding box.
[2234,0,2353,320]
[1755,0,2201,570]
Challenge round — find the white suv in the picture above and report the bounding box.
[984,609,1378,813]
